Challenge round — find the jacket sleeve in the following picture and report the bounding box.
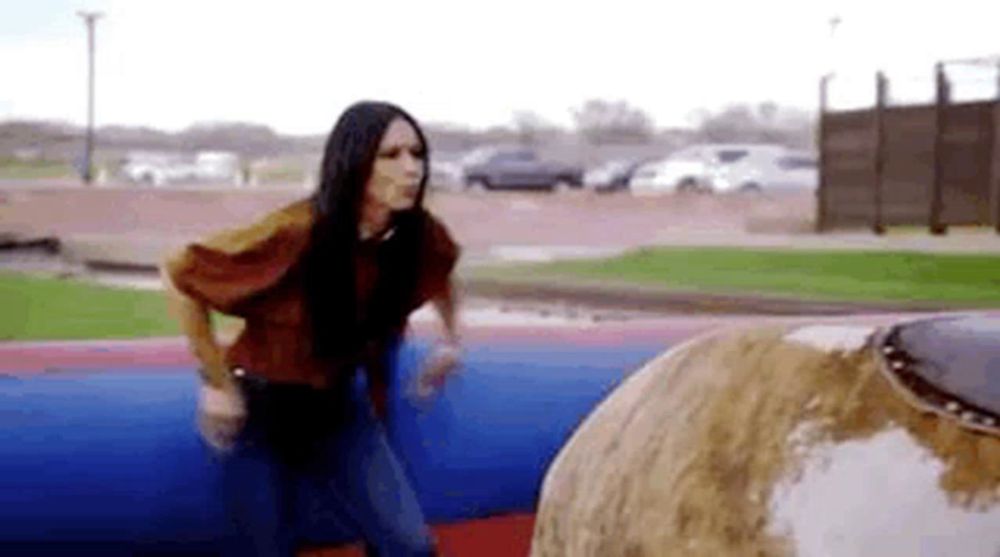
[163,201,313,315]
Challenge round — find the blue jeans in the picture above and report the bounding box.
[219,371,435,557]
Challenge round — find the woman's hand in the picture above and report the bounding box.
[197,375,246,452]
[411,342,462,400]
[163,263,246,451]
[412,281,462,401]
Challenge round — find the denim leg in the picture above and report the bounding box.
[218,415,296,556]
[308,388,435,557]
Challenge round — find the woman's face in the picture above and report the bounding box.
[364,117,425,213]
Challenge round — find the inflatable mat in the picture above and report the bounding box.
[0,327,671,555]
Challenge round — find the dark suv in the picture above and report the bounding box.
[462,148,583,192]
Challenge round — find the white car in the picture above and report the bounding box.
[192,151,242,185]
[630,143,817,195]
[429,157,465,191]
[628,155,711,196]
[712,148,818,193]
[119,151,190,187]
[120,150,243,187]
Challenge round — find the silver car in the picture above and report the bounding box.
[461,147,583,192]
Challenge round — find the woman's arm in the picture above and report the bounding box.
[430,276,460,348]
[160,264,232,389]
[162,261,246,452]
[412,277,462,399]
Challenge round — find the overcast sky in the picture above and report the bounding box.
[2,0,999,134]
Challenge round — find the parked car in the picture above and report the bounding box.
[462,147,583,192]
[583,158,651,193]
[191,151,242,184]
[628,153,711,195]
[119,151,188,187]
[428,155,466,191]
[710,148,818,193]
[629,143,816,195]
[119,150,242,187]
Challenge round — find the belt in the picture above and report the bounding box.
[228,366,348,404]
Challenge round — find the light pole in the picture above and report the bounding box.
[77,11,102,185]
[827,15,841,78]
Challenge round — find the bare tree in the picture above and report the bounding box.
[511,110,556,146]
[177,122,280,156]
[572,99,654,144]
[689,102,816,149]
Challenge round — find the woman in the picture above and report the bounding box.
[161,101,460,556]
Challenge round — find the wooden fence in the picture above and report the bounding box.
[818,64,1000,234]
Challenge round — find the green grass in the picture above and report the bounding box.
[0,272,179,341]
[5,248,1000,342]
[0,157,75,180]
[476,247,1000,306]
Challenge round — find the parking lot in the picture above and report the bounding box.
[0,183,817,262]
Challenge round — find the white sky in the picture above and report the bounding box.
[2,0,999,134]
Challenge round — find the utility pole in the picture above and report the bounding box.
[77,11,102,185]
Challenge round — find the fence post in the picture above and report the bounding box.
[817,74,830,232]
[992,61,1000,234]
[873,72,887,235]
[930,62,949,235]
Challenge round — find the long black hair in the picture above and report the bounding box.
[302,101,430,363]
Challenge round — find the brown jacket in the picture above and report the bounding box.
[164,198,459,388]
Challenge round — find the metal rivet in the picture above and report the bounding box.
[961,411,977,423]
[891,360,905,370]
[233,368,246,377]
[946,401,961,413]
[984,417,997,427]
[882,345,895,355]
